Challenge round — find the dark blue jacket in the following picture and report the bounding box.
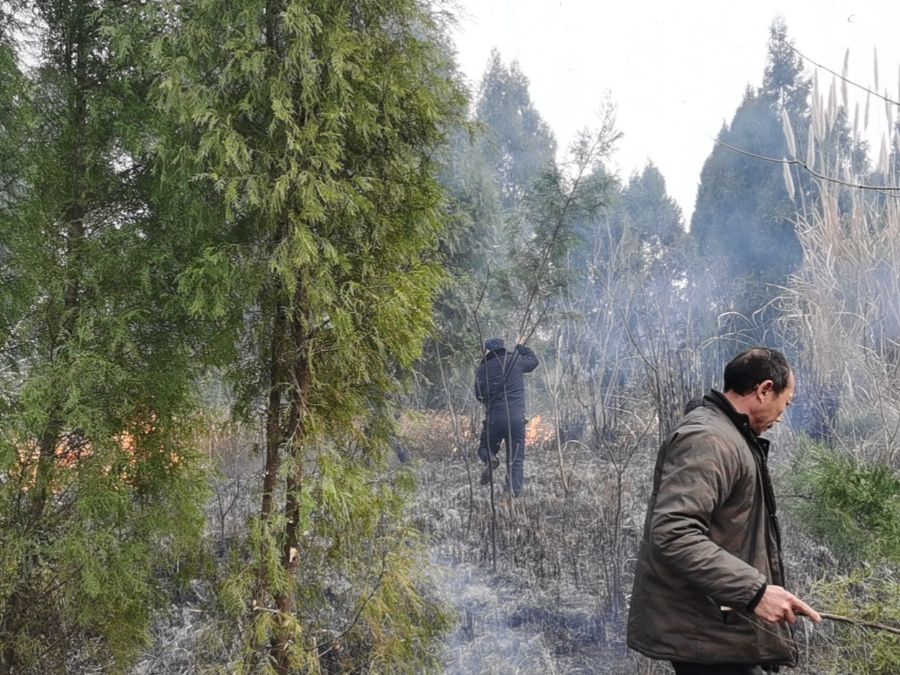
[474,345,539,416]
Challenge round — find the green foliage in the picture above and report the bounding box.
[808,570,900,675]
[782,440,900,675]
[575,162,685,276]
[415,49,554,406]
[0,20,28,220]
[689,19,810,338]
[760,18,812,115]
[215,446,451,674]
[784,439,900,565]
[496,156,606,314]
[439,129,505,276]
[0,0,213,671]
[690,89,802,290]
[476,49,557,211]
[159,0,468,410]
[416,127,504,405]
[615,163,685,250]
[491,114,621,343]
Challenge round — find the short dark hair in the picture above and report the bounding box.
[723,348,792,396]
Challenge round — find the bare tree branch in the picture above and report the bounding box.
[820,612,900,637]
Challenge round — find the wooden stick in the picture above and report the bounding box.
[720,606,900,637]
[820,612,900,637]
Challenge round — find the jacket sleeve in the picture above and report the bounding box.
[474,363,486,403]
[514,344,539,373]
[648,426,766,608]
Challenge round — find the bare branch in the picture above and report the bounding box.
[820,612,900,637]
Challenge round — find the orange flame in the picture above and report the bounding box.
[526,414,556,445]
[12,416,180,492]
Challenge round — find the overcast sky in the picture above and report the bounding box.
[449,0,900,223]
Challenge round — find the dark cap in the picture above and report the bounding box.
[484,337,505,352]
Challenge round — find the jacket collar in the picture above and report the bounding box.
[484,348,508,362]
[706,390,780,537]
[704,390,770,458]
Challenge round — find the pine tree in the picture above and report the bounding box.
[156,0,466,671]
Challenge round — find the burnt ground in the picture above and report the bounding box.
[409,414,672,675]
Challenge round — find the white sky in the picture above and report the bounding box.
[449,0,900,223]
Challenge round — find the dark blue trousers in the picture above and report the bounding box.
[477,415,526,496]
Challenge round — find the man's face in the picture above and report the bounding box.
[750,371,795,435]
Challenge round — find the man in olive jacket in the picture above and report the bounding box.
[627,348,821,675]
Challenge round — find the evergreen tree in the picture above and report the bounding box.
[0,12,26,222]
[418,50,557,407]
[0,1,210,672]
[760,18,813,118]
[156,0,466,671]
[619,163,685,249]
[691,89,802,280]
[689,19,810,335]
[579,162,684,273]
[476,49,557,211]
[566,161,693,438]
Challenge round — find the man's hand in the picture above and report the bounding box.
[753,585,821,624]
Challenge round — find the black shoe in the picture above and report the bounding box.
[480,457,500,485]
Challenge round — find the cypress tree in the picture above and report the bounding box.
[0,1,210,672]
[476,49,557,212]
[156,0,466,671]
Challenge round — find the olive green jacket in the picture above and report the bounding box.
[627,392,796,667]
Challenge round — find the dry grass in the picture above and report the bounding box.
[405,410,670,675]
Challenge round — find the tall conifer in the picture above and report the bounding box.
[0,1,210,672]
[476,49,557,211]
[689,19,810,315]
[156,0,466,671]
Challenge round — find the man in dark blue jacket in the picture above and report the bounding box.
[474,337,539,497]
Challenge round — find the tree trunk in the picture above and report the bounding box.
[4,3,89,669]
[272,287,310,675]
[247,299,287,667]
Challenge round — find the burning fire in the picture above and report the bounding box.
[11,417,181,491]
[526,414,556,445]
